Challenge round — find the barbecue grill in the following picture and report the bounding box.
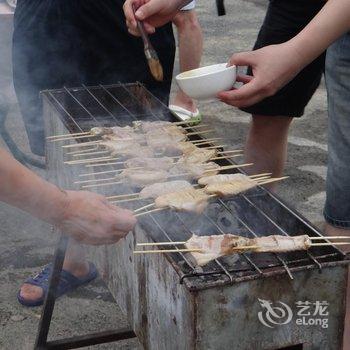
[36,83,349,350]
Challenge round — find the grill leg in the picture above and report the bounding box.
[34,235,136,350]
[35,235,69,349]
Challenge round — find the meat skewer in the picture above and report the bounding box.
[60,128,214,148]
[80,164,253,189]
[48,121,209,142]
[106,174,271,202]
[135,234,350,265]
[202,174,288,197]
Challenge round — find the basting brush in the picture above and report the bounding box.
[132,5,164,82]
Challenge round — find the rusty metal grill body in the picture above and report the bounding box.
[43,83,348,350]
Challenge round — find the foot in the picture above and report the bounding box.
[172,90,197,113]
[18,261,90,305]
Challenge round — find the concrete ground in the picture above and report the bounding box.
[0,0,328,349]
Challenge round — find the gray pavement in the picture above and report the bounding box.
[0,0,328,349]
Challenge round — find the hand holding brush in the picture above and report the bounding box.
[132,4,164,82]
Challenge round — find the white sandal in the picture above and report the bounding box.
[169,105,202,123]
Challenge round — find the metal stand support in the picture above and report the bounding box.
[34,235,136,350]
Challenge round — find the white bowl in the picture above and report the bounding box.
[175,63,236,100]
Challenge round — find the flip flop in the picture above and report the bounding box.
[169,105,202,125]
[17,262,98,307]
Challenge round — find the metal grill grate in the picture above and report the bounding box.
[42,82,348,291]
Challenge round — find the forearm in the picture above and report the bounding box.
[0,149,67,225]
[290,0,350,67]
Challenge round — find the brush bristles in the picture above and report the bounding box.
[148,58,164,82]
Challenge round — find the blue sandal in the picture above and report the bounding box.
[17,262,98,307]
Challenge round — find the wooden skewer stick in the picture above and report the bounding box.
[75,177,117,184]
[311,242,350,246]
[62,141,102,149]
[110,197,148,204]
[137,241,186,246]
[249,173,273,179]
[183,124,208,130]
[72,150,110,157]
[310,236,350,240]
[257,176,289,186]
[81,181,123,189]
[133,245,260,254]
[134,248,203,254]
[203,163,254,173]
[64,156,120,165]
[186,129,214,136]
[106,193,140,200]
[134,203,155,213]
[134,207,166,217]
[50,134,98,142]
[192,138,223,145]
[46,131,91,140]
[66,147,99,155]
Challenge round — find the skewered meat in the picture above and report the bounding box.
[204,175,257,197]
[90,127,114,136]
[125,157,175,170]
[139,180,193,199]
[119,169,168,186]
[91,126,137,139]
[198,173,251,186]
[170,162,220,179]
[146,135,187,153]
[178,142,199,155]
[133,121,185,134]
[186,234,251,266]
[179,148,217,164]
[101,141,153,158]
[100,140,137,155]
[185,234,312,266]
[155,188,210,214]
[149,140,196,156]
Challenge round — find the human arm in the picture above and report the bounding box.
[123,0,188,35]
[0,148,136,245]
[218,0,350,108]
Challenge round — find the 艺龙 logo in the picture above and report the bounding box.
[258,299,293,328]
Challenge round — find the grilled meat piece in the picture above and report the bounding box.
[204,175,257,197]
[155,188,210,214]
[139,180,193,199]
[179,148,217,164]
[125,156,175,170]
[119,169,168,186]
[198,173,250,186]
[186,234,251,266]
[185,234,312,266]
[170,162,220,179]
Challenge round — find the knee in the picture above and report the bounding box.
[251,115,293,134]
[173,11,201,33]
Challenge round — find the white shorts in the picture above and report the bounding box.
[181,1,196,11]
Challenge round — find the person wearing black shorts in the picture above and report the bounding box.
[12,0,175,307]
[241,0,326,184]
[13,0,175,157]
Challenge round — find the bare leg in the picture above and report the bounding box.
[172,10,203,112]
[245,115,293,190]
[324,224,350,350]
[19,239,89,301]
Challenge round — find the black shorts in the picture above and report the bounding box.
[241,0,326,118]
[12,0,175,156]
